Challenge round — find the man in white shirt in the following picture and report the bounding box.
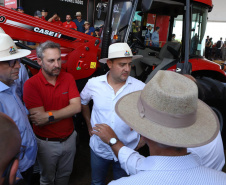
[92,70,226,185]
[80,43,145,185]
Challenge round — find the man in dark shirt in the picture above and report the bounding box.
[73,12,85,33]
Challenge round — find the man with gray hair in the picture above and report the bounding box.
[92,70,226,184]
[23,41,81,185]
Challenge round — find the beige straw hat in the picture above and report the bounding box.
[83,21,90,25]
[76,12,82,17]
[0,32,31,61]
[99,43,142,64]
[115,70,219,148]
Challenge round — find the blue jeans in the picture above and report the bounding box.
[90,149,127,185]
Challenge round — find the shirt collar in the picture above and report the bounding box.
[0,81,10,92]
[38,69,63,86]
[137,154,200,171]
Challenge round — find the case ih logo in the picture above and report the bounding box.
[34,27,62,38]
[0,16,6,23]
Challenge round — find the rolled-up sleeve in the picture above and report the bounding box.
[118,146,145,175]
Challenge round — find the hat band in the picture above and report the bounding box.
[0,48,18,58]
[108,51,133,59]
[137,95,197,128]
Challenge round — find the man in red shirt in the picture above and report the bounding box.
[23,41,81,185]
[48,13,63,26]
[63,15,77,30]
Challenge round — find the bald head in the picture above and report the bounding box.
[0,113,21,174]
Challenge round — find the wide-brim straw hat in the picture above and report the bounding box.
[99,43,142,64]
[0,32,31,61]
[115,70,219,148]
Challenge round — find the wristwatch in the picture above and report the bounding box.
[109,138,118,146]
[48,112,54,123]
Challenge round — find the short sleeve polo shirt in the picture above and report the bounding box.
[23,70,80,138]
[63,21,77,30]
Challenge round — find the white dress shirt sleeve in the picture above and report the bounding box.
[118,146,145,175]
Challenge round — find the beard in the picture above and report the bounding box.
[42,63,61,77]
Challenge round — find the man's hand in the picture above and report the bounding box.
[30,111,49,126]
[87,124,93,136]
[53,14,58,19]
[91,124,117,144]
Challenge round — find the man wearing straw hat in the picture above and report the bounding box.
[73,12,85,33]
[80,43,145,184]
[92,70,226,184]
[0,32,37,185]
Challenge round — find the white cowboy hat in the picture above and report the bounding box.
[99,43,143,64]
[0,32,31,61]
[115,70,219,148]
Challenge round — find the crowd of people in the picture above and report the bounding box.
[205,36,226,61]
[0,6,226,185]
[14,7,101,37]
[144,25,160,47]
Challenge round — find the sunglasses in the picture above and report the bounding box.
[2,145,26,185]
[2,59,21,68]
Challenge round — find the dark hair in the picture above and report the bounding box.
[36,41,61,59]
[156,27,160,31]
[41,8,48,12]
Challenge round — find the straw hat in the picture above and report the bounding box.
[99,43,142,63]
[76,12,82,17]
[0,32,31,61]
[84,21,90,25]
[115,70,219,148]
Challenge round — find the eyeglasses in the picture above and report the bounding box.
[2,145,26,185]
[2,59,21,68]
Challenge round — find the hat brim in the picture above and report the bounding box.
[115,91,219,148]
[0,49,31,61]
[99,55,143,64]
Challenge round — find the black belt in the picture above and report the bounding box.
[36,132,73,143]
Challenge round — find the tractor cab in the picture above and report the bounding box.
[98,0,226,82]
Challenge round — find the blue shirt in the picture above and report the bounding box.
[0,81,37,178]
[16,63,29,101]
[85,27,95,35]
[73,19,85,33]
[151,31,159,47]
